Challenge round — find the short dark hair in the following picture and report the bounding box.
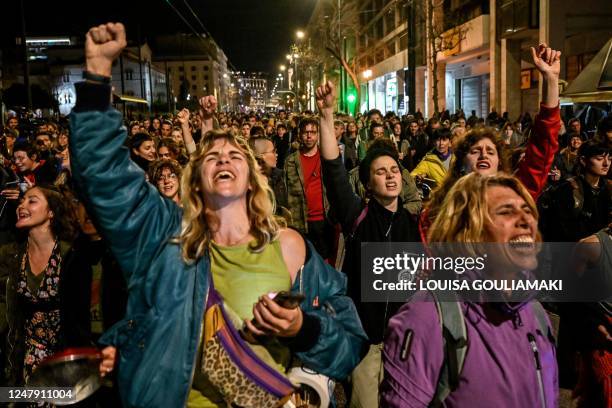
[35,131,53,139]
[298,117,319,135]
[431,128,452,141]
[130,132,153,150]
[578,140,610,161]
[158,139,181,156]
[359,142,400,187]
[13,142,37,158]
[568,118,581,126]
[250,125,266,137]
[367,109,382,119]
[370,122,385,133]
[161,120,173,127]
[276,123,287,131]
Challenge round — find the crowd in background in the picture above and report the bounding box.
[0,40,610,407]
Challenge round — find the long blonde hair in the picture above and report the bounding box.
[428,172,538,243]
[180,129,285,262]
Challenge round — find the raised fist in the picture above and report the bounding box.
[85,22,127,77]
[531,43,561,78]
[316,81,336,113]
[176,108,190,126]
[198,96,218,119]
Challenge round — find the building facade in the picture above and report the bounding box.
[152,34,231,111]
[344,0,612,120]
[235,72,268,111]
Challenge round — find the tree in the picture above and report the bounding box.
[422,0,470,116]
[311,0,361,115]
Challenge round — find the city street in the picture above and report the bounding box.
[0,1,611,407]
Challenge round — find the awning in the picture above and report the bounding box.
[112,94,149,105]
[561,37,612,103]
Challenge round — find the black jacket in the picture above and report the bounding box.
[540,175,611,242]
[322,155,420,343]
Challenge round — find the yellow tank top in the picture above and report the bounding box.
[188,239,292,408]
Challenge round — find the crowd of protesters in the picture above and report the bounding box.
[0,21,609,408]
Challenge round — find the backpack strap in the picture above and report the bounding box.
[429,291,468,408]
[531,301,557,345]
[349,205,369,239]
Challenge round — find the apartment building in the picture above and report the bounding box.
[350,0,612,119]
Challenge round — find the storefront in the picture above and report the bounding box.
[445,55,490,118]
[363,71,406,115]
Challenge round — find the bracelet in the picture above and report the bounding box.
[82,70,111,84]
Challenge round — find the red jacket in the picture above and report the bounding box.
[514,103,560,200]
[419,104,560,242]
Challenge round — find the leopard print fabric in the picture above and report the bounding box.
[203,337,287,408]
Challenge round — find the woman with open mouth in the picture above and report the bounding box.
[422,43,562,242]
[68,22,367,408]
[381,172,558,407]
[1,185,76,387]
[316,80,421,407]
[149,159,182,206]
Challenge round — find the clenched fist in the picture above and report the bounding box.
[85,22,127,78]
[177,108,190,126]
[316,81,336,116]
[198,96,218,120]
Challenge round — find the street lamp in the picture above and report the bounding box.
[296,30,305,40]
[363,69,373,79]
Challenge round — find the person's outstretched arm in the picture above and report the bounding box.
[516,44,561,200]
[176,108,196,155]
[316,81,362,231]
[70,23,180,282]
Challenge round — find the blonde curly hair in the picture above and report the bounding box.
[179,129,285,262]
[428,172,538,243]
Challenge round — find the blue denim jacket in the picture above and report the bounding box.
[69,82,367,408]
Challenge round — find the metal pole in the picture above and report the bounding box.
[148,61,154,113]
[20,0,32,111]
[407,0,416,114]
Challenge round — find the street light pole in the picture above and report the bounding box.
[407,0,416,114]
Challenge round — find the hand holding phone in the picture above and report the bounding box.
[243,291,306,339]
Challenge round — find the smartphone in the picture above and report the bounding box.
[2,181,19,190]
[270,291,305,309]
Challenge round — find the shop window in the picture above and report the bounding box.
[178,66,184,72]
[191,66,196,71]
[125,69,134,80]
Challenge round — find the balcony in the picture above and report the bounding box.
[500,0,539,38]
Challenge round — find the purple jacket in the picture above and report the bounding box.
[381,293,558,407]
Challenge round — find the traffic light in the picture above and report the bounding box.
[346,89,357,116]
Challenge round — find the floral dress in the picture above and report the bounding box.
[16,242,62,383]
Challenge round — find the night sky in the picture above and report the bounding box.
[1,0,316,74]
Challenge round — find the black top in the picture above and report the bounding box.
[322,155,420,343]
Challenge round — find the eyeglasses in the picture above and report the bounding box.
[302,130,318,135]
[157,173,178,182]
